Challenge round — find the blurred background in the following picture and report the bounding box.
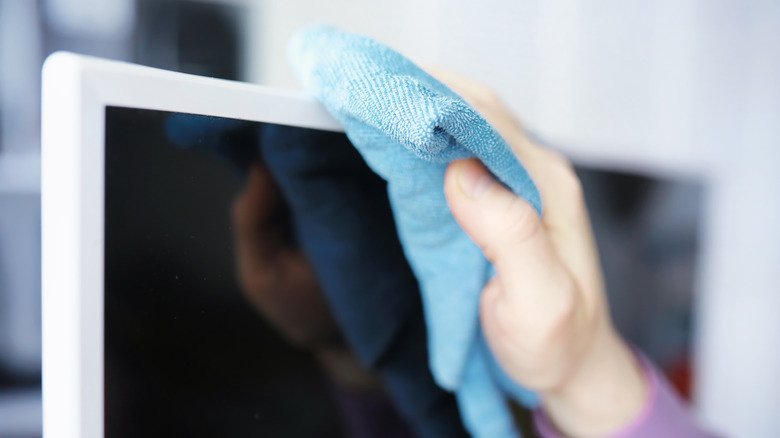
[0,0,778,437]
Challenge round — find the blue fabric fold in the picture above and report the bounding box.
[289,26,542,437]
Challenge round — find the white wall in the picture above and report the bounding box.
[252,0,708,175]
[694,2,780,437]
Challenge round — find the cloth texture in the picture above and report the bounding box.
[533,352,722,438]
[165,115,468,437]
[289,26,542,437]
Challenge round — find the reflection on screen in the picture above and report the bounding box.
[102,107,703,437]
[103,107,344,437]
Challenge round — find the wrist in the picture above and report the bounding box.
[540,328,646,438]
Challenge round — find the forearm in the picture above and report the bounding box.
[534,345,721,438]
[536,328,646,437]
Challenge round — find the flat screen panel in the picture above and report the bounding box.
[103,106,345,437]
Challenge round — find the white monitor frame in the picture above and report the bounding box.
[41,52,342,438]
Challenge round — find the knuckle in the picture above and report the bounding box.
[481,196,539,262]
[561,168,584,200]
[502,197,541,245]
[466,84,503,110]
[478,86,502,106]
[509,285,580,381]
[478,85,503,109]
[548,153,585,206]
[535,291,578,349]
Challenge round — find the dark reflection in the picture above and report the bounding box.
[104,107,342,437]
[102,106,703,437]
[150,109,466,438]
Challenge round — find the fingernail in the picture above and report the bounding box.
[458,160,493,199]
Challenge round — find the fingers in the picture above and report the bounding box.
[445,159,583,387]
[444,159,569,299]
[434,69,598,292]
[432,71,639,433]
[426,67,535,157]
[423,66,572,223]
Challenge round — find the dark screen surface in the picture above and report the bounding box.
[101,106,703,437]
[103,106,344,437]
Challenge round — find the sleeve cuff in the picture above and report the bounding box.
[532,350,721,438]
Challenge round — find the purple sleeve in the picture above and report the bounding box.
[532,352,721,438]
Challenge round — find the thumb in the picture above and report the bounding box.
[444,159,561,296]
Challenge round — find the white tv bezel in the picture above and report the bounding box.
[41,52,342,438]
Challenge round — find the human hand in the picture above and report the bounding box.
[434,70,646,438]
[232,163,378,390]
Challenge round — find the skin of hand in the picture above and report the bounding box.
[231,163,380,391]
[432,69,647,438]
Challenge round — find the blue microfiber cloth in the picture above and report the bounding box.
[289,26,543,437]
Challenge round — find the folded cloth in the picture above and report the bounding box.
[165,114,468,437]
[289,26,542,437]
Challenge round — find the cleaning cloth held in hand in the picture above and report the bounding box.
[289,26,542,438]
